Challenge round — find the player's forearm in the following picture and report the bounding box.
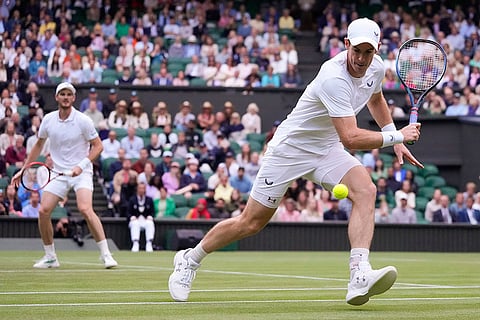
[22,140,44,168]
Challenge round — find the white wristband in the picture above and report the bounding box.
[78,157,91,170]
[381,123,397,132]
[381,131,404,148]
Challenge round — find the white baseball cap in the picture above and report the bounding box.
[55,82,76,95]
[347,18,381,50]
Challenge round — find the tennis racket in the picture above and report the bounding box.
[396,38,447,143]
[20,162,73,192]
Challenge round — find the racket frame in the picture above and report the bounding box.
[20,162,69,192]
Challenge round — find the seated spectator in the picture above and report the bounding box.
[172,70,189,86]
[209,198,230,219]
[29,51,48,79]
[5,135,26,168]
[395,180,416,210]
[163,16,180,40]
[208,163,228,190]
[98,48,115,70]
[236,143,252,168]
[152,101,172,128]
[432,195,455,224]
[445,92,468,116]
[20,82,45,111]
[184,119,202,149]
[127,182,155,252]
[3,184,22,217]
[375,196,391,223]
[161,159,181,195]
[387,99,406,118]
[226,112,246,144]
[132,148,156,174]
[261,65,281,87]
[203,56,222,86]
[424,188,442,222]
[82,56,103,83]
[224,70,246,87]
[79,87,103,113]
[154,186,176,218]
[275,197,302,222]
[132,67,153,86]
[184,35,201,58]
[118,67,135,84]
[176,158,206,198]
[158,124,178,150]
[200,36,219,64]
[229,166,252,193]
[185,198,211,219]
[449,192,466,218]
[127,101,149,129]
[196,101,215,132]
[111,159,138,216]
[83,99,105,130]
[108,100,129,129]
[22,190,41,218]
[282,64,301,88]
[168,36,185,58]
[214,174,234,204]
[102,88,119,119]
[217,57,237,83]
[67,59,83,84]
[184,55,205,80]
[173,100,196,132]
[391,195,417,223]
[146,133,163,159]
[120,126,144,159]
[153,66,173,86]
[300,196,323,222]
[323,198,348,221]
[375,177,395,209]
[456,196,480,224]
[115,46,133,73]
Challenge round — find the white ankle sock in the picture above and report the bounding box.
[349,248,370,279]
[44,244,56,257]
[97,239,111,256]
[185,242,208,264]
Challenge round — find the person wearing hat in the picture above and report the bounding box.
[11,82,118,269]
[173,100,195,131]
[102,88,118,119]
[196,101,215,132]
[79,87,103,113]
[184,35,200,58]
[127,101,150,129]
[168,17,423,305]
[176,157,206,197]
[152,101,172,128]
[390,194,417,224]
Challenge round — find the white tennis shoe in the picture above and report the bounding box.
[33,255,60,268]
[346,262,397,306]
[168,249,200,302]
[101,253,118,269]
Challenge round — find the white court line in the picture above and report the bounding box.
[2,285,480,296]
[1,296,480,308]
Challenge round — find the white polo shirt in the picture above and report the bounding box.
[38,108,97,173]
[268,50,385,155]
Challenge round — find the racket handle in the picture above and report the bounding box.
[407,107,419,145]
[63,170,73,176]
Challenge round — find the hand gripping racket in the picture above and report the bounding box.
[395,38,447,143]
[20,162,73,192]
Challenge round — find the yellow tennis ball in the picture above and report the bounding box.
[332,184,349,200]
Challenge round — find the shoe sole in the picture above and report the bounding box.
[347,267,397,306]
[33,263,60,269]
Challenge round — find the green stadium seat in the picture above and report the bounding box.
[147,127,163,136]
[440,186,458,201]
[417,186,435,199]
[102,69,119,78]
[112,128,128,139]
[415,196,429,212]
[0,177,9,192]
[419,164,439,177]
[6,165,19,180]
[246,133,266,144]
[187,193,206,208]
[249,140,264,153]
[170,194,188,207]
[414,175,425,188]
[402,162,419,175]
[102,76,118,85]
[101,157,118,181]
[425,175,446,188]
[189,78,207,86]
[229,141,241,155]
[174,206,191,218]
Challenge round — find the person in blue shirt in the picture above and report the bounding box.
[229,167,252,194]
[22,190,41,218]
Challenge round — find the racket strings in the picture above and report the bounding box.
[21,164,50,191]
[397,42,446,91]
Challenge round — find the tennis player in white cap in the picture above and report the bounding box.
[168,18,422,305]
[12,82,118,269]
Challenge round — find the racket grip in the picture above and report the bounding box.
[407,107,419,145]
[63,170,73,176]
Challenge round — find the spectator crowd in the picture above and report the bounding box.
[0,1,479,228]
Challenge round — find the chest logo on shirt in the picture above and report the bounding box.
[366,81,374,87]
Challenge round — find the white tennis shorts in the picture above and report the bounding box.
[44,172,94,199]
[250,142,361,208]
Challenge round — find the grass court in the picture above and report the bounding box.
[0,250,479,319]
